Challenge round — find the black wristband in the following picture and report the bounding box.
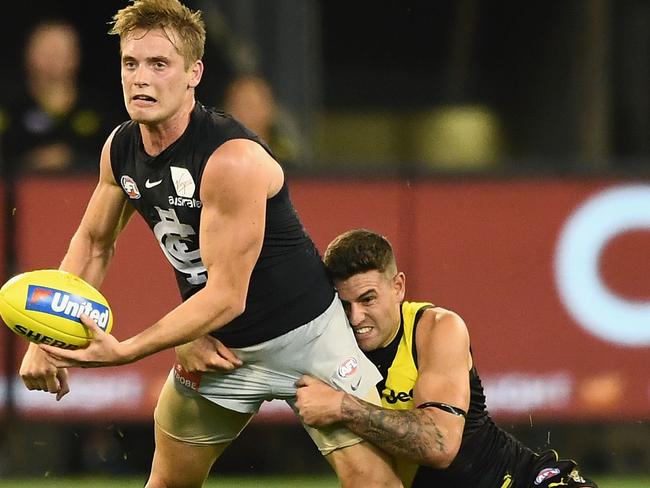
[417,401,467,418]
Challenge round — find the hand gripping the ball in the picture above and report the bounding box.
[40,313,126,369]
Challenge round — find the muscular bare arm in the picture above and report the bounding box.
[59,132,135,287]
[20,129,133,398]
[342,394,447,462]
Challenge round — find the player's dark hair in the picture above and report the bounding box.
[324,229,396,282]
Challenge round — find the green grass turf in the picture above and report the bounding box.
[0,475,647,487]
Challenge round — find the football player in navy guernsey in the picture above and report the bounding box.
[295,229,598,488]
[18,1,402,487]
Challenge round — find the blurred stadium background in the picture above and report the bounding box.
[0,0,648,486]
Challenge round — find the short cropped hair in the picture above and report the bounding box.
[109,0,205,69]
[324,229,397,282]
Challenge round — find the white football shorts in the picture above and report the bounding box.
[154,295,382,454]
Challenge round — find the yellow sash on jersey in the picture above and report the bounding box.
[380,301,433,486]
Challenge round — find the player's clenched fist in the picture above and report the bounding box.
[295,375,346,427]
[20,342,70,401]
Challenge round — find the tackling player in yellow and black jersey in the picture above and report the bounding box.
[296,229,597,488]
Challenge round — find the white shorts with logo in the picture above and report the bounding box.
[154,295,382,454]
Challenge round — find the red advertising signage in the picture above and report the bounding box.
[0,176,648,423]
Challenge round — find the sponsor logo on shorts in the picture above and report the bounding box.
[173,363,202,390]
[120,175,141,199]
[25,285,110,329]
[337,357,358,378]
[535,467,561,485]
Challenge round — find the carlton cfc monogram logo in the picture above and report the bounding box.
[153,206,207,285]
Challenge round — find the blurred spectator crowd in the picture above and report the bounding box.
[0,0,648,177]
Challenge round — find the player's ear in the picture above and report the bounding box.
[393,271,406,302]
[188,60,203,88]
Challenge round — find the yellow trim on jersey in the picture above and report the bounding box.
[380,301,432,411]
[499,474,513,488]
[380,301,433,487]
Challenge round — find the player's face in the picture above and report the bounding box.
[120,28,202,125]
[335,270,405,352]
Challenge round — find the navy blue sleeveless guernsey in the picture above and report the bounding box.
[110,102,334,347]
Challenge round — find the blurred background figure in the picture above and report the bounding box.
[223,74,304,170]
[0,19,121,175]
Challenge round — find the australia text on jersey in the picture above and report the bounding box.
[168,195,202,208]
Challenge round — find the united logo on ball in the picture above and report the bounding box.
[0,269,113,349]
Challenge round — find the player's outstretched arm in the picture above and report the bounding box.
[20,129,132,397]
[60,129,134,288]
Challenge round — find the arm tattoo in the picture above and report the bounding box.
[341,394,447,463]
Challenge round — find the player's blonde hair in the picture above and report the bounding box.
[109,0,205,70]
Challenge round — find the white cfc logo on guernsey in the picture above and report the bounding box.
[152,167,206,285]
[154,206,206,285]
